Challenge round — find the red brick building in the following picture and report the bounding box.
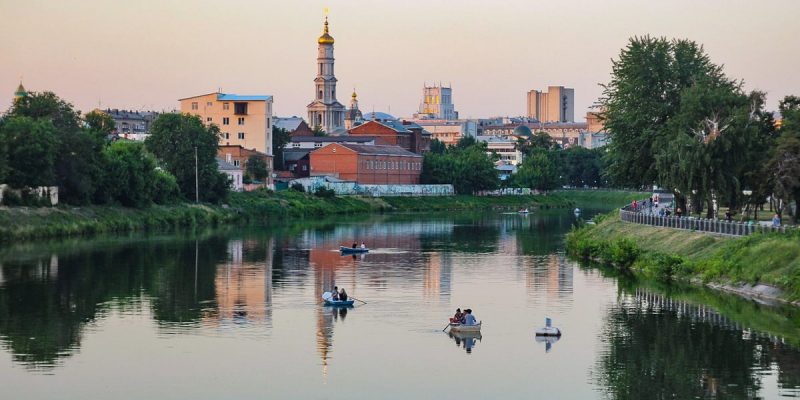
[309,143,423,184]
[348,120,430,154]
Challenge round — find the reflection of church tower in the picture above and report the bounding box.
[344,90,363,130]
[307,13,346,134]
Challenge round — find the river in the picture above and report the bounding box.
[0,210,798,399]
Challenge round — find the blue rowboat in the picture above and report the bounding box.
[340,246,369,254]
[324,299,355,306]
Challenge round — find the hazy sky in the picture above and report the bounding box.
[1,0,798,120]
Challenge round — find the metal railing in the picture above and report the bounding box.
[619,208,793,236]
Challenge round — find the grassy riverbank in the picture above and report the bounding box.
[552,189,650,206]
[566,210,800,301]
[0,189,583,242]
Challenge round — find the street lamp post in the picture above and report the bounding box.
[194,146,199,203]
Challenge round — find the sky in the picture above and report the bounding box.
[1,0,798,121]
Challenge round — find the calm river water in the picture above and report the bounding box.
[1,210,799,399]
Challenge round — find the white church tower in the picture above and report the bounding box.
[307,13,346,134]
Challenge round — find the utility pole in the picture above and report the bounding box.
[195,146,199,203]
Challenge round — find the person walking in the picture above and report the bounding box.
[772,214,781,228]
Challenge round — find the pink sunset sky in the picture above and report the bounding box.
[1,0,798,120]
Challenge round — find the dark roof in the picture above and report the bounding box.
[274,117,305,131]
[332,144,422,157]
[379,120,413,133]
[290,135,376,143]
[216,157,241,171]
[283,148,311,161]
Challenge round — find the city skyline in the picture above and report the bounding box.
[1,0,798,120]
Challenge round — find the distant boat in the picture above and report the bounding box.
[518,208,530,214]
[574,208,582,215]
[322,291,355,306]
[449,322,482,333]
[340,246,369,254]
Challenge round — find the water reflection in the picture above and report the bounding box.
[534,335,560,353]
[447,331,482,354]
[0,211,798,399]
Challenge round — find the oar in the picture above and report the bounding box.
[350,296,367,305]
[442,321,451,332]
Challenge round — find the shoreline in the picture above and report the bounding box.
[566,210,800,305]
[1,189,643,243]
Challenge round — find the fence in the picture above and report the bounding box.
[619,208,792,236]
[289,177,454,197]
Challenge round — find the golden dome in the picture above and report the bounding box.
[318,17,334,45]
[351,90,357,100]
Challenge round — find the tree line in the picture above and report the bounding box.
[0,92,230,207]
[420,134,607,195]
[601,35,799,222]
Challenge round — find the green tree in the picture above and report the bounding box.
[560,147,605,187]
[246,155,268,182]
[8,91,106,204]
[312,126,327,137]
[429,138,446,154]
[145,113,229,203]
[421,142,499,194]
[514,148,561,191]
[84,110,116,137]
[271,126,291,169]
[601,36,729,187]
[103,141,168,207]
[0,116,58,188]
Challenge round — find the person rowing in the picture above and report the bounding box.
[331,286,339,301]
[450,308,465,324]
[338,287,348,301]
[463,309,477,325]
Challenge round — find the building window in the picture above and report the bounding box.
[233,160,240,167]
[207,101,212,107]
[314,143,323,148]
[238,117,245,125]
[223,117,230,125]
[319,90,323,100]
[226,154,232,163]
[292,143,300,148]
[223,102,230,110]
[207,117,212,122]
[222,132,230,139]
[302,165,308,171]
[238,132,245,140]
[234,102,248,115]
[191,102,198,110]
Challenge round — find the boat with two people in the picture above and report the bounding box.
[340,241,369,254]
[445,308,482,333]
[322,286,355,306]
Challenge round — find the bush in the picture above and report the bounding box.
[314,187,336,199]
[153,170,180,204]
[291,183,305,192]
[2,188,21,206]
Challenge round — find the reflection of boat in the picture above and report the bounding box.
[448,331,482,354]
[449,322,482,332]
[518,209,530,214]
[535,334,560,353]
[339,246,369,254]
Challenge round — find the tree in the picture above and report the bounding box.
[420,141,499,194]
[146,113,229,203]
[514,148,561,191]
[601,36,729,187]
[429,138,446,155]
[84,110,116,137]
[103,141,170,207]
[455,135,477,150]
[560,147,605,187]
[0,116,58,188]
[768,133,800,223]
[246,155,268,182]
[312,126,327,137]
[271,126,291,169]
[7,91,106,204]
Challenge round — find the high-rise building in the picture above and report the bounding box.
[415,84,458,120]
[307,14,346,134]
[526,86,574,122]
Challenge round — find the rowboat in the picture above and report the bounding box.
[340,246,369,254]
[535,317,561,337]
[449,322,482,332]
[324,299,355,306]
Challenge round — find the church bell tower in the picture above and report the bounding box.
[307,12,345,134]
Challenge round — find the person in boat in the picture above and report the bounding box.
[360,241,366,250]
[332,286,339,301]
[352,242,357,249]
[463,309,477,325]
[450,308,464,324]
[338,287,348,301]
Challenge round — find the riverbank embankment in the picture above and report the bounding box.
[0,189,594,242]
[566,210,800,304]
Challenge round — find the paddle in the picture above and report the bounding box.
[349,296,367,305]
[442,322,451,332]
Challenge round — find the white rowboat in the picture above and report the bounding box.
[449,322,482,332]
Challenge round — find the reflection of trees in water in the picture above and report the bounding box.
[0,236,231,369]
[593,292,800,399]
[514,213,575,255]
[418,216,500,254]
